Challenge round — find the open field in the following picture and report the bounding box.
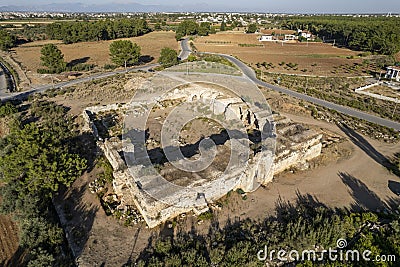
[366,84,400,99]
[38,72,151,115]
[260,29,297,35]
[193,33,363,76]
[12,31,178,74]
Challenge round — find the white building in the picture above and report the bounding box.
[298,30,312,40]
[385,66,400,81]
[284,34,297,41]
[259,35,274,42]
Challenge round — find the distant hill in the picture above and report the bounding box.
[0,2,216,13]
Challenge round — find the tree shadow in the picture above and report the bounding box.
[132,191,340,266]
[68,132,98,173]
[275,190,331,223]
[339,172,388,212]
[67,57,90,68]
[388,180,400,196]
[337,123,392,169]
[139,55,154,64]
[3,246,27,267]
[389,152,400,177]
[54,182,99,259]
[125,127,260,167]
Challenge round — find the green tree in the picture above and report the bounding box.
[198,22,211,36]
[0,101,87,266]
[220,16,227,31]
[158,47,178,68]
[246,23,258,33]
[109,40,141,69]
[39,44,66,74]
[175,20,199,40]
[0,29,16,51]
[187,54,197,62]
[154,23,162,31]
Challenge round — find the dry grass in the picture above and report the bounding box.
[12,31,178,73]
[260,29,297,35]
[366,85,400,98]
[44,72,151,115]
[193,33,362,76]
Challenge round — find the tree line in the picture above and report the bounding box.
[45,18,151,44]
[133,192,400,266]
[0,29,17,51]
[175,20,216,40]
[39,40,178,74]
[0,101,87,266]
[282,16,400,55]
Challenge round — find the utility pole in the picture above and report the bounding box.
[305,77,308,94]
[392,102,398,118]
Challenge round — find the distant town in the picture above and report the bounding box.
[0,8,399,267]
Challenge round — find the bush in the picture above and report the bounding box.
[198,210,213,220]
[0,102,17,117]
[104,63,117,70]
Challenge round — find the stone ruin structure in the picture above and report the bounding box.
[83,104,322,229]
[81,64,323,228]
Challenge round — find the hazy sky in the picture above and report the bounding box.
[1,0,400,13]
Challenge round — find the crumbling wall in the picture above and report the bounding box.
[82,100,323,229]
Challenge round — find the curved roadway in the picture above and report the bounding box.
[0,63,158,102]
[217,53,400,131]
[182,37,400,132]
[179,38,191,61]
[1,37,399,131]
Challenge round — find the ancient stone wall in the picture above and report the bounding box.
[82,102,322,228]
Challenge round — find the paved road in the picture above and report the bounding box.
[217,53,400,131]
[0,68,7,93]
[1,38,399,131]
[178,38,191,61]
[0,62,15,96]
[0,63,158,102]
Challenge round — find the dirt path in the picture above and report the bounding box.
[208,113,400,227]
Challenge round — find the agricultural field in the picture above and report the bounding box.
[260,72,400,126]
[11,31,177,77]
[193,32,366,76]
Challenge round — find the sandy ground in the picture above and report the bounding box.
[227,114,400,220]
[41,73,400,266]
[59,107,400,266]
[0,214,19,266]
[11,31,178,86]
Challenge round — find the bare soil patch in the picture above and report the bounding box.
[193,33,362,76]
[12,31,177,85]
[41,72,150,115]
[366,85,400,99]
[0,214,19,265]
